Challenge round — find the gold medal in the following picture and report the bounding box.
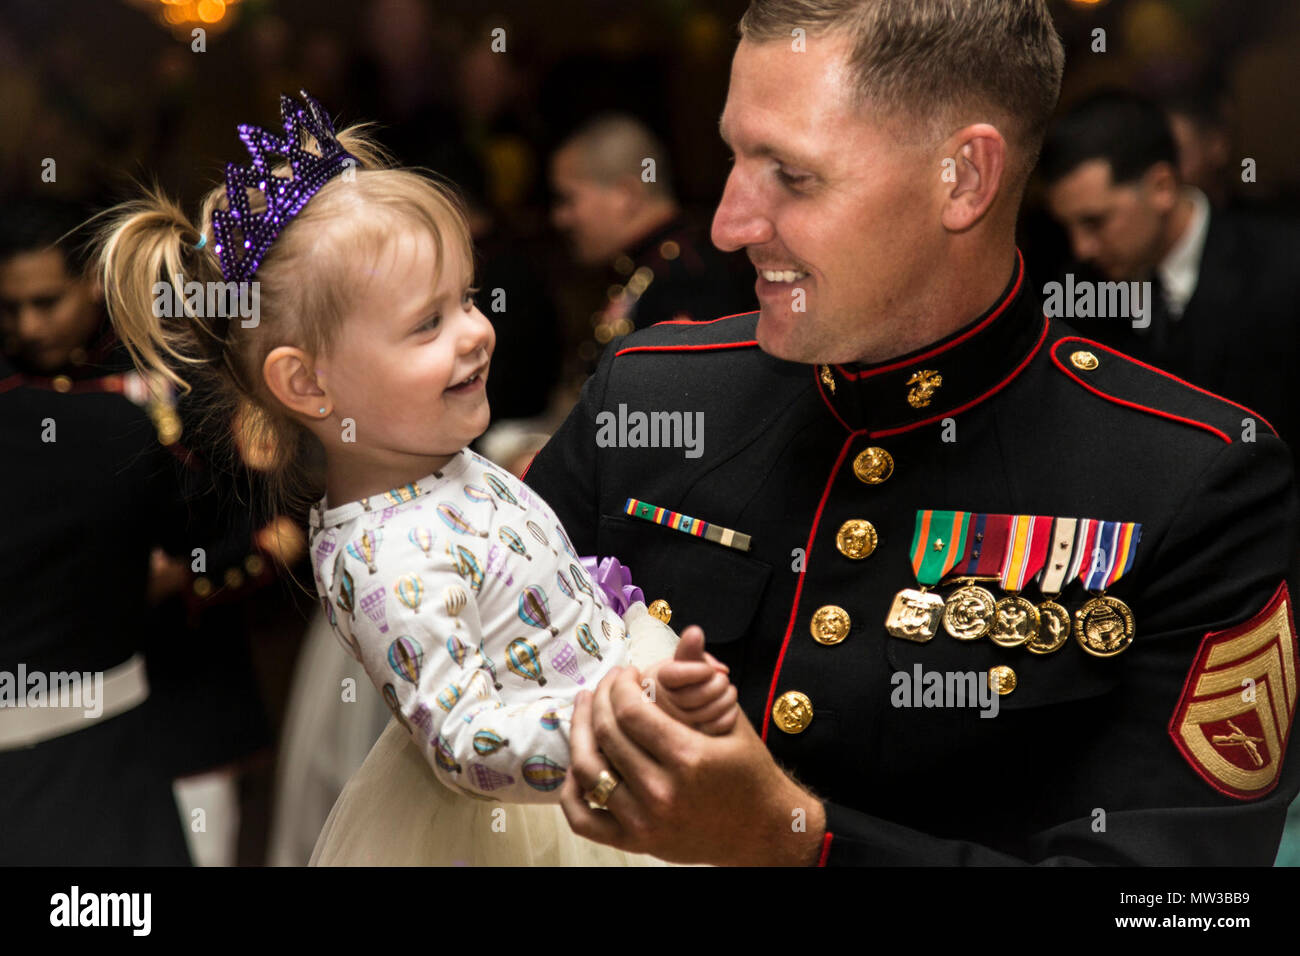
[988,595,1040,647]
[942,582,996,641]
[1074,595,1135,657]
[885,587,945,643]
[1026,600,1071,654]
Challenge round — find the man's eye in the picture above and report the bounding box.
[776,167,812,190]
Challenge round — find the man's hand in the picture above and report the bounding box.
[559,661,827,866]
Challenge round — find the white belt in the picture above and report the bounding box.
[0,654,150,751]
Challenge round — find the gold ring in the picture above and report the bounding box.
[587,769,621,810]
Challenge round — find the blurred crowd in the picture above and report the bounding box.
[2,0,1299,864]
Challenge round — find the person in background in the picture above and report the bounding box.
[0,196,285,864]
[550,113,755,345]
[1039,90,1300,475]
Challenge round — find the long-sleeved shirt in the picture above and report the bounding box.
[309,449,631,804]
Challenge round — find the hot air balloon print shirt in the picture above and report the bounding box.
[308,449,632,804]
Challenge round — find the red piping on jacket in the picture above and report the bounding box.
[813,318,1049,438]
[1051,336,1272,442]
[817,831,834,867]
[831,250,1025,381]
[761,428,864,741]
[652,311,759,327]
[614,340,759,357]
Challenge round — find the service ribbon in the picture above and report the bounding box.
[999,514,1054,593]
[1037,517,1079,596]
[910,510,971,586]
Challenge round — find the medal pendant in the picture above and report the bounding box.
[885,588,945,643]
[942,584,996,641]
[989,594,1040,647]
[1074,595,1135,657]
[1027,600,1071,654]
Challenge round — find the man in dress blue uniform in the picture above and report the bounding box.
[524,0,1300,865]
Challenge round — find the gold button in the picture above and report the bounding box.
[659,240,680,260]
[1070,350,1099,371]
[772,690,814,734]
[810,605,851,645]
[224,568,245,589]
[989,665,1017,695]
[193,576,212,597]
[853,447,894,484]
[244,554,266,576]
[51,375,72,393]
[648,599,672,624]
[835,519,878,559]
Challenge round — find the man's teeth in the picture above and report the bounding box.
[761,269,809,283]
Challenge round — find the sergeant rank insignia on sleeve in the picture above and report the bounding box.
[1169,581,1298,800]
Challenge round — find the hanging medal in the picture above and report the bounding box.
[989,515,1051,648]
[942,512,1008,641]
[886,510,968,643]
[1026,517,1077,654]
[1074,519,1141,657]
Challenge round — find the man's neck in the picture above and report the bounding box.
[1155,190,1196,265]
[620,202,679,256]
[853,238,1019,365]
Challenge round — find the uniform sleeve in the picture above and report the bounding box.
[347,551,577,806]
[520,342,617,556]
[815,434,1300,865]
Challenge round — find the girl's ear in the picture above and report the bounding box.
[263,346,330,419]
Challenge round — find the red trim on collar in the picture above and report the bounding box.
[614,340,759,357]
[1052,335,1276,438]
[813,364,853,433]
[868,318,1049,438]
[520,450,539,481]
[651,311,759,327]
[817,831,834,867]
[832,250,1025,381]
[762,428,865,741]
[0,374,22,395]
[1050,337,1235,444]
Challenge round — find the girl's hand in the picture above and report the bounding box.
[644,625,739,735]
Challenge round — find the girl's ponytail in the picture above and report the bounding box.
[96,182,225,394]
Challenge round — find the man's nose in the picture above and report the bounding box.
[1070,228,1100,265]
[711,169,772,252]
[16,303,46,341]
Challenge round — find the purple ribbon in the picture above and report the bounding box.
[580,555,645,616]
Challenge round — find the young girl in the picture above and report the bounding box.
[96,91,737,866]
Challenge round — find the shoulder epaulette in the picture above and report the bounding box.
[1050,334,1277,444]
[612,311,760,357]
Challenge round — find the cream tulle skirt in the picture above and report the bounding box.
[310,603,676,866]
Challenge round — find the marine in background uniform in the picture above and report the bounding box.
[525,250,1300,865]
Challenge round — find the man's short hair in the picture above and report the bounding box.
[558,113,675,200]
[1038,90,1179,186]
[0,195,99,276]
[739,0,1065,184]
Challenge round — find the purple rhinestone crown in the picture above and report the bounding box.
[211,90,357,284]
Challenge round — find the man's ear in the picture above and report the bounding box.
[263,346,330,420]
[939,123,1007,233]
[1142,161,1181,213]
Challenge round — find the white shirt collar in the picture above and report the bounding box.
[1156,187,1211,318]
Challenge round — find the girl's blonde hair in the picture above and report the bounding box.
[96,121,474,522]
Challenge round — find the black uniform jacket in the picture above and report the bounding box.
[524,250,1300,865]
